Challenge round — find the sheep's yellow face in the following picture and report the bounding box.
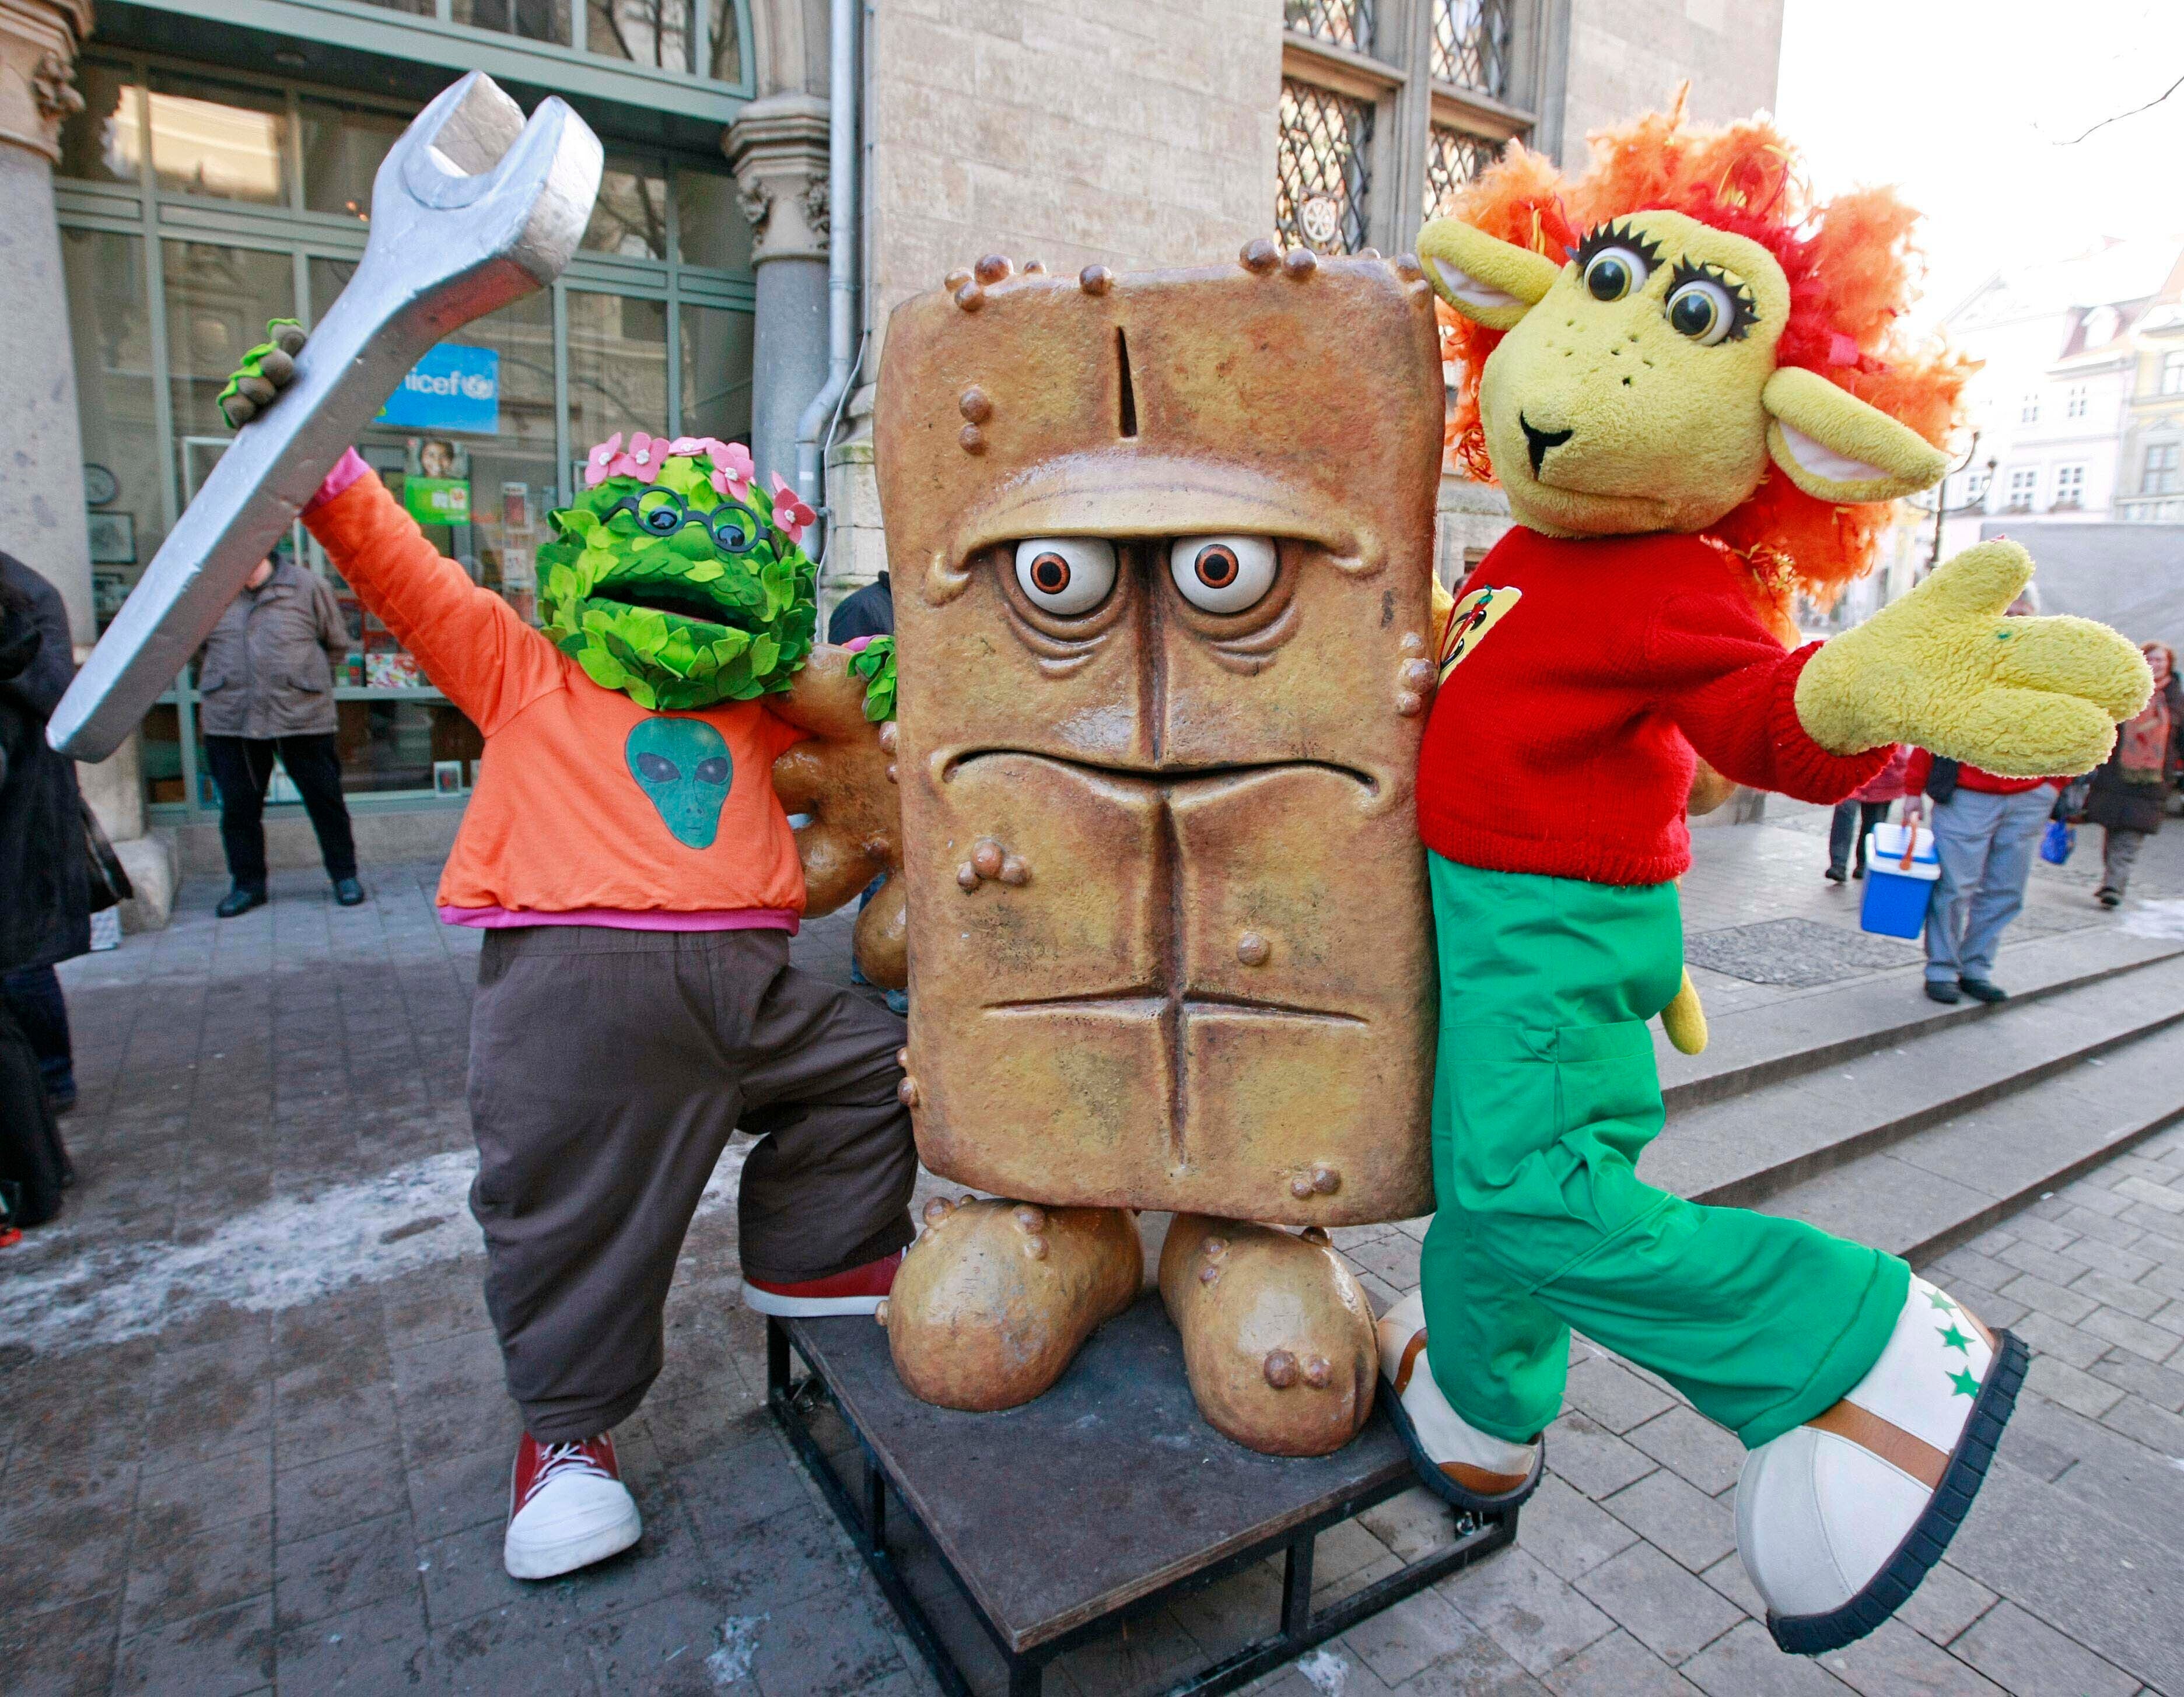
[1467,212,1788,536]
[1418,208,1950,536]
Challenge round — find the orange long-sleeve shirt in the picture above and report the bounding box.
[303,458,809,927]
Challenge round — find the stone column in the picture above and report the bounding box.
[0,0,94,643]
[724,92,831,496]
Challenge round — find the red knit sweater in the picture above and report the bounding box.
[1418,528,1889,886]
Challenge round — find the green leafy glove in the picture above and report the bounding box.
[218,319,307,428]
[849,635,897,723]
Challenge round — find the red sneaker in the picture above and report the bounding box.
[744,1248,904,1317]
[503,1432,641,1580]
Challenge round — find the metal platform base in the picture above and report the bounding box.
[768,1295,1518,1697]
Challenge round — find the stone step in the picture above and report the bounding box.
[1657,923,2184,1114]
[1747,1018,2184,1264]
[1644,951,2184,1210]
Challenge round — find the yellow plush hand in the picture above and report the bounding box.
[1794,541,2151,777]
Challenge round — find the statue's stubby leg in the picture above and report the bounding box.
[1158,1216,1377,1457]
[882,1198,1140,1411]
[1387,854,2023,1652]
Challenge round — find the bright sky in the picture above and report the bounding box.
[1773,0,2184,328]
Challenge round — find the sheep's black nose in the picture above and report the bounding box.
[1520,414,1574,479]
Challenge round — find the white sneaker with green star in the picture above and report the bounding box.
[1735,1275,2027,1656]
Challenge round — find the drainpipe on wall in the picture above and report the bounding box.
[793,0,859,568]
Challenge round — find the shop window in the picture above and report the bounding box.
[587,0,695,73]
[62,229,163,628]
[680,304,755,450]
[164,241,297,448]
[1432,0,1511,95]
[568,289,671,460]
[1276,80,1374,256]
[454,0,572,46]
[584,157,671,259]
[142,73,291,205]
[674,166,753,272]
[57,60,140,185]
[300,99,406,222]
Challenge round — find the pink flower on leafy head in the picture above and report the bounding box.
[769,471,817,544]
[708,440,756,503]
[582,432,625,488]
[622,432,666,482]
[666,436,710,458]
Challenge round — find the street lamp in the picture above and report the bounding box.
[1903,434,1996,572]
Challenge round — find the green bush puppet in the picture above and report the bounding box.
[222,336,911,1585]
[1376,105,2150,1655]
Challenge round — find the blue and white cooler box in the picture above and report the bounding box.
[1861,821,1939,938]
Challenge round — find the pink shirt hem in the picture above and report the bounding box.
[438,904,800,934]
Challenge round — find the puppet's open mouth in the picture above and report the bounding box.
[585,581,739,629]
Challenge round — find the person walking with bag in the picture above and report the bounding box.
[2085,641,2182,907]
[1825,743,1909,882]
[198,544,366,916]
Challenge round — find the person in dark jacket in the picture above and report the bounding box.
[197,546,365,915]
[0,555,84,1228]
[2087,641,2182,907]
[826,571,893,644]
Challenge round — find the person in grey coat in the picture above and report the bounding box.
[197,547,364,914]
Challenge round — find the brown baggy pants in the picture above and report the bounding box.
[467,925,915,1441]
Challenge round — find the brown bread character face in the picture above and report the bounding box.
[874,251,1444,1225]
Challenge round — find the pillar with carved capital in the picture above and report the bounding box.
[724,91,831,497]
[0,0,93,643]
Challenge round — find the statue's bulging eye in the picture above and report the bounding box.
[1013,537,1116,616]
[1666,277,1736,345]
[1583,247,1648,303]
[635,490,684,534]
[694,757,730,786]
[635,752,679,783]
[1170,535,1276,613]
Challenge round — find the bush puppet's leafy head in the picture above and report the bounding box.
[539,433,820,709]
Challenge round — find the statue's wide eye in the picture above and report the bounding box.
[1583,247,1649,302]
[1169,536,1276,613]
[634,490,684,534]
[1666,277,1737,345]
[1013,537,1116,615]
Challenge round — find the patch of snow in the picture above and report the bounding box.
[2122,899,2184,940]
[706,1613,768,1687]
[1296,1647,1349,1695]
[1,1144,748,1358]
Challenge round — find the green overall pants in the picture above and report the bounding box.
[1419,854,1909,1449]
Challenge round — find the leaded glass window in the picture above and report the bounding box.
[1432,0,1511,95]
[1423,125,1499,219]
[1276,80,1374,255]
[1283,0,1373,52]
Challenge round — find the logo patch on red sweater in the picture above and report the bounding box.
[1438,585,1522,683]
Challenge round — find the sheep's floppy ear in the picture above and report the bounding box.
[1763,367,1950,503]
[1416,219,1559,330]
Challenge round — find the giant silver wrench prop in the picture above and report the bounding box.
[49,72,603,761]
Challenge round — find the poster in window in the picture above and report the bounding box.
[87,511,136,565]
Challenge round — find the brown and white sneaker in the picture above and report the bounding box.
[1737,1275,2026,1656]
[1376,1292,1544,1512]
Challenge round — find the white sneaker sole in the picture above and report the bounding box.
[743,1287,887,1317]
[503,1507,642,1580]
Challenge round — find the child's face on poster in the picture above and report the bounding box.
[421,440,455,478]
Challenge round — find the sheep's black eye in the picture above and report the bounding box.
[1583,248,1648,302]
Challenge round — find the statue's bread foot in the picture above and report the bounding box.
[881,1197,1140,1412]
[1157,1215,1378,1457]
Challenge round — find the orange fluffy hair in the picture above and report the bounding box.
[1437,99,1973,620]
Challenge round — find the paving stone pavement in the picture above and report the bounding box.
[1,815,2179,1696]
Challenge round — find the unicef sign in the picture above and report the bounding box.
[376,343,501,436]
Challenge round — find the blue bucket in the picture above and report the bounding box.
[1860,823,1938,939]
